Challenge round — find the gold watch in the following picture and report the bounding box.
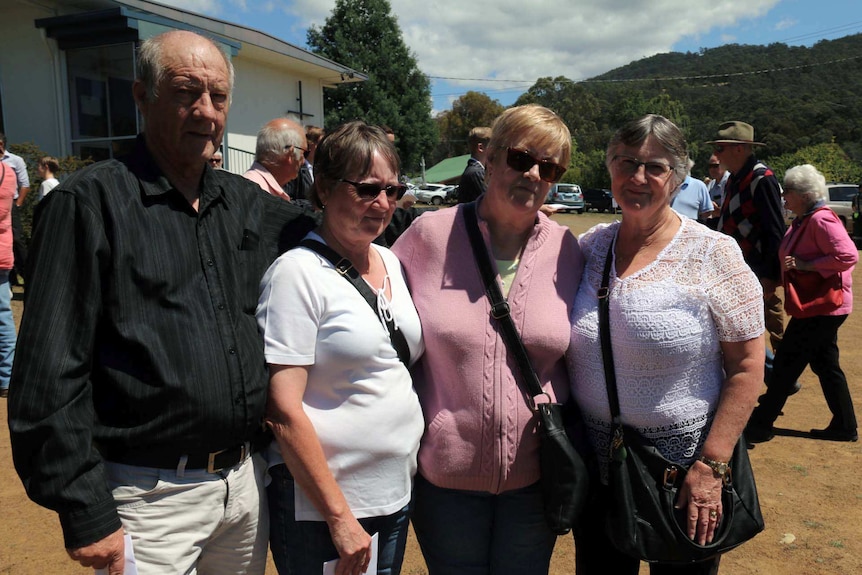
[698,456,730,479]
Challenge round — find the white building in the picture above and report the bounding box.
[0,0,365,173]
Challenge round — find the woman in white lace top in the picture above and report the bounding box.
[568,115,765,575]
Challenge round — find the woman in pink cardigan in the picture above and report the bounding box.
[392,105,584,574]
[747,164,858,443]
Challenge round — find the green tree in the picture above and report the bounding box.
[515,76,605,152]
[768,142,862,183]
[307,0,437,172]
[432,91,504,164]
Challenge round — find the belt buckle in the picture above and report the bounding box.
[206,443,247,474]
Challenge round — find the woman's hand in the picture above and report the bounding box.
[784,254,811,271]
[328,515,373,575]
[675,461,724,545]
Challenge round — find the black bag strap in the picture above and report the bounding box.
[299,238,411,367]
[598,238,622,423]
[462,202,546,404]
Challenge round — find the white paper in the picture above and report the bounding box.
[94,533,138,574]
[322,532,378,575]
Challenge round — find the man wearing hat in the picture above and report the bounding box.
[709,120,786,354]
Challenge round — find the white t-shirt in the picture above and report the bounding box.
[568,218,764,481]
[38,177,59,201]
[256,232,425,520]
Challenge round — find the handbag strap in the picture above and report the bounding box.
[598,239,623,424]
[785,206,829,255]
[462,202,546,404]
[299,238,411,367]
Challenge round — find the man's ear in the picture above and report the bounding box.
[132,80,148,111]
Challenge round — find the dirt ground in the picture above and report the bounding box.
[1,211,860,575]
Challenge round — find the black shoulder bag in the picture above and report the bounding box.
[598,240,764,563]
[300,238,411,367]
[462,202,588,535]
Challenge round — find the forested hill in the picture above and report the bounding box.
[589,34,862,157]
[514,33,862,185]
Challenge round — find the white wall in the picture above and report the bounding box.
[0,1,66,155]
[228,56,325,154]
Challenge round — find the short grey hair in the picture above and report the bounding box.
[784,164,828,204]
[256,120,305,166]
[606,114,689,187]
[136,31,235,103]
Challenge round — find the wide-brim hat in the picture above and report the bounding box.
[706,121,766,146]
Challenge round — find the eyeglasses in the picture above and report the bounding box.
[285,145,308,154]
[340,179,408,201]
[708,163,721,168]
[504,148,567,183]
[612,155,675,179]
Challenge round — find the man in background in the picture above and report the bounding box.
[670,159,712,221]
[704,154,730,229]
[710,121,786,354]
[209,149,224,169]
[286,125,323,203]
[243,117,306,200]
[457,127,491,204]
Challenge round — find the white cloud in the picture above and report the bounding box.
[160,0,781,84]
[154,0,786,103]
[775,18,797,31]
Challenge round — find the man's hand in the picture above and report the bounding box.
[67,528,125,574]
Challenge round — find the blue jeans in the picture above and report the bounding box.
[267,463,411,575]
[411,474,557,575]
[0,269,15,391]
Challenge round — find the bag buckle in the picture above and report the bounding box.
[334,258,354,276]
[663,466,678,488]
[597,287,610,299]
[490,300,510,319]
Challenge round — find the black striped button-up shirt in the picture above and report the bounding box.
[8,136,317,548]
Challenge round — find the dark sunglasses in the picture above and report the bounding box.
[209,158,222,164]
[708,163,720,168]
[505,147,566,183]
[340,179,408,201]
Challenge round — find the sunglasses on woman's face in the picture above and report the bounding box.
[340,179,408,201]
[504,147,566,183]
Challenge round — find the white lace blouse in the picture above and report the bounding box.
[567,216,764,480]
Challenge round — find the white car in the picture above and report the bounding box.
[415,184,455,205]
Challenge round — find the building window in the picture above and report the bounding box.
[66,43,138,162]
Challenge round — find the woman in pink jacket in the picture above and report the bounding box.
[0,161,16,397]
[747,164,858,443]
[393,105,584,574]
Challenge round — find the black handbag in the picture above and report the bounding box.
[462,202,588,535]
[598,240,764,563]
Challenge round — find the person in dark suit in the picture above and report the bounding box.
[456,127,491,204]
[287,125,325,203]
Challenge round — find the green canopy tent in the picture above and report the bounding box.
[422,154,470,184]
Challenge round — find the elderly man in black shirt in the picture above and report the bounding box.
[8,30,316,574]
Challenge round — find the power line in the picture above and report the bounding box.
[428,54,862,92]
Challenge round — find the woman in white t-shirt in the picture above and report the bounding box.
[36,156,60,201]
[256,121,424,575]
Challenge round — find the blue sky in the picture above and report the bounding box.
[160,0,861,114]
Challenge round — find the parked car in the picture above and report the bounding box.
[414,183,455,205]
[582,187,615,212]
[824,183,857,236]
[545,183,585,213]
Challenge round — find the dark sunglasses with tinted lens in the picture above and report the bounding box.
[505,148,566,183]
[340,179,408,201]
